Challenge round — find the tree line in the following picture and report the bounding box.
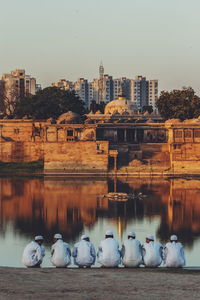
[0,83,200,121]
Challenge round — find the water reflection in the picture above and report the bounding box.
[1,177,200,266]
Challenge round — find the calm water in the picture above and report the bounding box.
[0,176,200,267]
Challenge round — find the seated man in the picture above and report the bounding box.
[72,234,96,268]
[121,232,143,267]
[98,230,121,268]
[142,234,163,267]
[51,233,71,268]
[22,235,45,268]
[163,235,185,268]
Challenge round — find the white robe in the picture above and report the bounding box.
[51,239,71,267]
[142,241,163,267]
[98,238,121,267]
[121,238,143,267]
[22,241,45,267]
[164,242,185,267]
[72,240,96,267]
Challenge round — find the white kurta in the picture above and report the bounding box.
[51,239,71,267]
[121,238,143,267]
[98,238,121,267]
[72,240,96,267]
[22,241,44,267]
[164,242,185,267]
[142,241,163,267]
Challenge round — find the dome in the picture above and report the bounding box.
[57,111,81,124]
[104,95,137,115]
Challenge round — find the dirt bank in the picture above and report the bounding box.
[0,267,200,300]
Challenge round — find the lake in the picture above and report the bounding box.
[0,176,200,267]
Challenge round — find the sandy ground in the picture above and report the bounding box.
[0,268,200,300]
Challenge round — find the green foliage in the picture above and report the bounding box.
[90,100,105,113]
[14,87,86,119]
[156,87,200,120]
[142,105,153,114]
[0,160,44,173]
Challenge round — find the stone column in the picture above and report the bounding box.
[134,129,137,143]
[124,129,127,142]
[114,130,117,143]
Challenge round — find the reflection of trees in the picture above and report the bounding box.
[0,178,108,243]
[1,178,200,247]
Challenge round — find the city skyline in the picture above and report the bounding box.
[0,0,200,94]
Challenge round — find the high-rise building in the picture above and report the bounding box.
[74,78,89,107]
[148,80,158,110]
[52,79,73,90]
[1,69,36,99]
[130,76,158,111]
[0,69,37,114]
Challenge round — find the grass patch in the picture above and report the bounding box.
[0,160,44,173]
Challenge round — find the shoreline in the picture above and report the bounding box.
[0,267,200,299]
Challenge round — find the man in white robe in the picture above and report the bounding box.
[121,232,143,267]
[51,233,71,267]
[163,235,185,268]
[98,230,121,267]
[22,235,45,267]
[142,234,163,267]
[72,234,96,268]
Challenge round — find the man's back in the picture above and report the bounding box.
[22,241,42,267]
[143,241,163,267]
[51,239,71,267]
[73,240,96,267]
[164,242,185,267]
[122,238,142,267]
[98,238,121,267]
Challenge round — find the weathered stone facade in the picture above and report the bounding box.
[1,118,200,175]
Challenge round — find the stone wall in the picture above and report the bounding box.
[44,141,109,173]
[0,142,44,162]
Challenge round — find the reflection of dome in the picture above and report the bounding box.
[57,111,81,124]
[105,95,136,115]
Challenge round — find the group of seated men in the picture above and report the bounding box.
[22,230,185,268]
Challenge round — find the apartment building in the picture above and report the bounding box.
[1,69,36,99]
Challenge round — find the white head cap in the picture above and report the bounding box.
[35,235,44,241]
[146,234,154,241]
[54,233,62,239]
[106,230,114,236]
[170,235,178,241]
[81,234,89,240]
[128,232,135,238]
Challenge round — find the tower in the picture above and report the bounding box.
[98,62,104,103]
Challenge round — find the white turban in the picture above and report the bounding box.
[106,230,114,236]
[146,234,154,241]
[35,235,44,241]
[54,233,62,239]
[128,232,136,238]
[81,234,89,240]
[170,235,178,241]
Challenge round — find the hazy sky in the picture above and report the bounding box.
[0,0,200,93]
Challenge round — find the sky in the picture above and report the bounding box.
[0,0,200,94]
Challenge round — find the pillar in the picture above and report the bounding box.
[134,129,137,143]
[124,129,127,142]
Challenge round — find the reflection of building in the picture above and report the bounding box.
[1,177,200,247]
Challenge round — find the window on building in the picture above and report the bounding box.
[67,130,73,136]
[194,130,200,137]
[184,130,192,138]
[174,130,183,138]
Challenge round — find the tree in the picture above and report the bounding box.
[0,81,20,117]
[156,87,200,120]
[14,87,86,119]
[142,105,153,114]
[89,100,105,114]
